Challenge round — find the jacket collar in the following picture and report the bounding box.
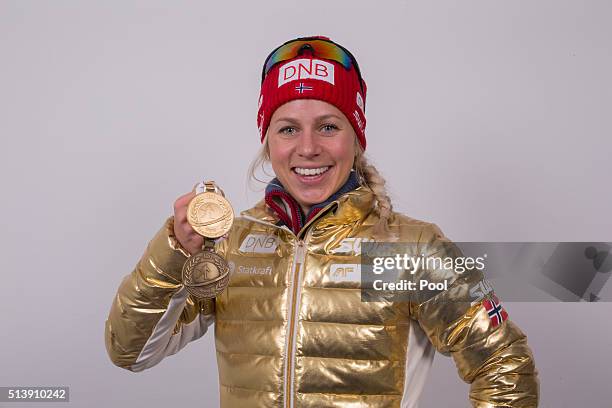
[241,175,376,234]
[263,171,361,234]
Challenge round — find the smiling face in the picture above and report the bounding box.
[266,99,357,214]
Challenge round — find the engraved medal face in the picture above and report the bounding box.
[187,192,234,238]
[182,250,230,299]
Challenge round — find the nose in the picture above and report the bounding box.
[296,129,321,158]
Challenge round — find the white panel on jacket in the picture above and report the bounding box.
[401,321,435,408]
[132,286,215,372]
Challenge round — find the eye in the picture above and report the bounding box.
[321,123,339,133]
[279,126,297,135]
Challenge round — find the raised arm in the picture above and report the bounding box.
[104,215,222,372]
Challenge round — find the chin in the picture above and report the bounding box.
[296,190,332,208]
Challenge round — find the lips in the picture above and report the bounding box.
[292,166,330,176]
[291,165,332,184]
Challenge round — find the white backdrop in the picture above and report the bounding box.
[1,1,611,407]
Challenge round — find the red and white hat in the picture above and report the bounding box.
[257,36,368,150]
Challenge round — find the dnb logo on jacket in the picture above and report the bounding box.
[239,233,279,254]
[277,58,335,87]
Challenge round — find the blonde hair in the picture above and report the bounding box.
[247,135,394,239]
[352,139,394,239]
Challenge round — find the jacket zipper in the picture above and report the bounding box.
[286,240,305,408]
[241,203,339,408]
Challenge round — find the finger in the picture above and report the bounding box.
[173,191,196,214]
[185,225,201,238]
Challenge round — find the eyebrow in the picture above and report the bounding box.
[273,114,343,124]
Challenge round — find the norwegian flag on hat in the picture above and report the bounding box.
[483,294,509,327]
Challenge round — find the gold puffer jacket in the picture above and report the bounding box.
[105,186,539,407]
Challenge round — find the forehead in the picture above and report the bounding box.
[272,99,347,121]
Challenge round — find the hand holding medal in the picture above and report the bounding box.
[180,181,234,299]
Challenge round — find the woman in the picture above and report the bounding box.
[105,36,539,407]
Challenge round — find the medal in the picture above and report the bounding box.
[187,181,234,238]
[182,244,230,299]
[182,181,234,299]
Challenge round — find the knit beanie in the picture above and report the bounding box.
[257,36,368,150]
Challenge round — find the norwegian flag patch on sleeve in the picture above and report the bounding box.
[482,294,509,327]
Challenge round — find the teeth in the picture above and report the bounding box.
[294,166,329,176]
